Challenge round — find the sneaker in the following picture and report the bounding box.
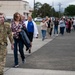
[13,64,19,68]
[42,38,44,41]
[29,49,31,53]
[22,59,26,64]
[26,47,29,51]
[56,34,58,36]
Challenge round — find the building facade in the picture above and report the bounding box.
[0,0,33,19]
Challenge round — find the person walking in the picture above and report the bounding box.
[73,18,75,30]
[54,18,59,36]
[40,19,48,41]
[59,18,65,35]
[49,18,54,36]
[11,12,26,67]
[68,18,72,33]
[45,16,51,35]
[0,13,14,75]
[24,16,38,53]
[65,19,69,33]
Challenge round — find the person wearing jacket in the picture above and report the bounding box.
[24,16,39,53]
[0,13,14,75]
[54,18,59,36]
[45,16,51,35]
[49,18,54,36]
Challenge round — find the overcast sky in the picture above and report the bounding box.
[25,0,75,11]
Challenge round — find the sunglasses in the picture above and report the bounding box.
[15,15,20,17]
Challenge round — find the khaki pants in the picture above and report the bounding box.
[0,45,7,75]
[47,28,50,34]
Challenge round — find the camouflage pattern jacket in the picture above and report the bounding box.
[0,22,13,45]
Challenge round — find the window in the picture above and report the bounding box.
[24,3,27,10]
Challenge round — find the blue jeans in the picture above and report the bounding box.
[54,26,58,34]
[14,38,25,65]
[41,30,46,40]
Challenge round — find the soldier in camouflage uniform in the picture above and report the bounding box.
[0,13,14,75]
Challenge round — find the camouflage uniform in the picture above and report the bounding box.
[0,22,13,75]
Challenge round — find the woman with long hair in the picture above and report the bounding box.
[11,12,26,67]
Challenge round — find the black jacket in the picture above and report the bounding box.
[19,29,31,48]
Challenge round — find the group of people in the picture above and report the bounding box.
[0,12,75,75]
[0,12,38,75]
[40,16,75,41]
[11,12,38,67]
[40,16,59,41]
[40,16,54,41]
[65,18,75,33]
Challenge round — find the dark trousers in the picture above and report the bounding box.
[73,25,75,30]
[60,27,65,35]
[66,28,68,33]
[14,38,25,65]
[68,27,71,33]
[49,28,53,36]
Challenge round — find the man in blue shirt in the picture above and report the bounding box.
[24,16,38,53]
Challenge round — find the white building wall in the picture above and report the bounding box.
[0,1,31,19]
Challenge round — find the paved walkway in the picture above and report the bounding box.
[5,37,53,75]
[4,68,75,75]
[4,30,75,75]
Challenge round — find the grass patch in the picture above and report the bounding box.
[35,22,41,25]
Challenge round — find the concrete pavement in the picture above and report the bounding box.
[5,37,54,75]
[4,68,75,75]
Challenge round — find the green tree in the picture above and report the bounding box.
[32,2,42,18]
[51,7,56,17]
[39,3,52,17]
[54,12,59,17]
[64,5,75,16]
[32,2,58,18]
[34,2,42,10]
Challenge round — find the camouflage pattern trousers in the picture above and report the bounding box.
[0,45,7,75]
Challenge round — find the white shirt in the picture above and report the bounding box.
[73,20,75,26]
[59,20,65,27]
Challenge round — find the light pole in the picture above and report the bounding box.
[34,0,35,10]
[33,0,35,18]
[58,2,62,18]
[51,2,54,17]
